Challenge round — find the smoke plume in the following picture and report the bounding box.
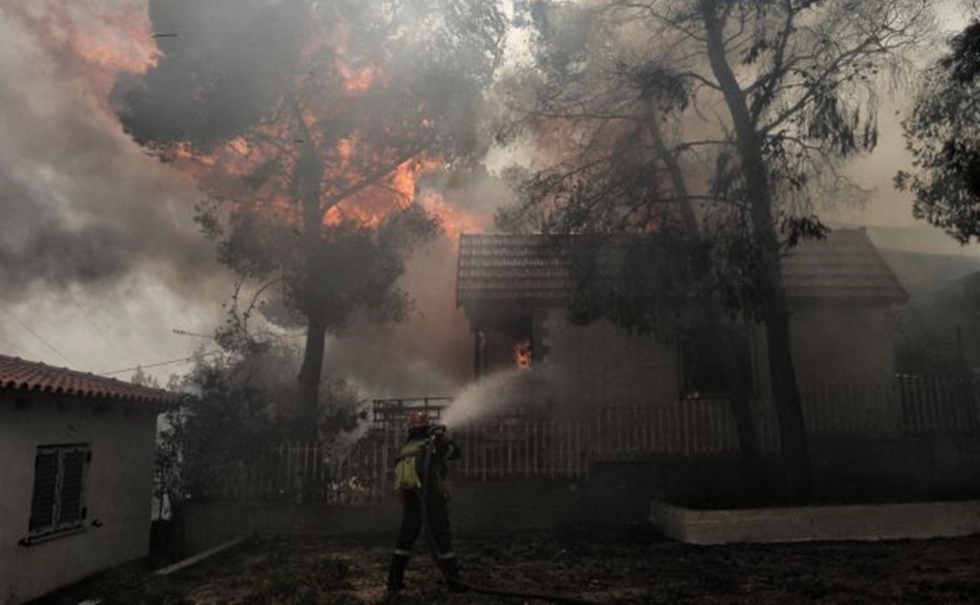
[0,5,222,304]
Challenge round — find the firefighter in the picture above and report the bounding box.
[386,410,463,593]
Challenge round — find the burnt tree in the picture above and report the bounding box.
[116,0,505,436]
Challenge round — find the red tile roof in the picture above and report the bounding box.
[0,354,177,407]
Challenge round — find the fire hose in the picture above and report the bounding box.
[416,431,597,605]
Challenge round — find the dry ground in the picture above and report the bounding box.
[168,529,980,604]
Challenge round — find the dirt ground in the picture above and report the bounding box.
[169,529,980,604]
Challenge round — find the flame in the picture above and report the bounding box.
[332,17,384,94]
[339,63,382,95]
[514,338,532,369]
[12,0,495,248]
[7,0,158,107]
[419,191,491,240]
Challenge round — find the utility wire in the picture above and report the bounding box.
[172,328,215,339]
[0,331,46,362]
[98,351,222,377]
[67,289,132,359]
[1,307,75,366]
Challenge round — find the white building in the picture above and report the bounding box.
[0,355,175,605]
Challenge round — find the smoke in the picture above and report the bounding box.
[0,7,223,305]
[1,0,517,393]
[320,236,471,397]
[113,0,304,152]
[440,365,562,428]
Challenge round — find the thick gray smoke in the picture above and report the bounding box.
[113,0,303,152]
[0,10,221,305]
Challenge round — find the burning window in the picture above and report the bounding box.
[514,337,533,369]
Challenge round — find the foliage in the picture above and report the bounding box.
[92,565,188,605]
[497,0,933,499]
[130,366,163,389]
[898,18,980,244]
[499,0,930,320]
[156,347,367,504]
[115,0,507,429]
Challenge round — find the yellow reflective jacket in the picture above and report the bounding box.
[393,439,426,491]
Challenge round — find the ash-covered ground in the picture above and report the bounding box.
[167,530,980,604]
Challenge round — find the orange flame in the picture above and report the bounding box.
[419,191,491,240]
[514,338,532,369]
[12,1,494,242]
[7,0,158,107]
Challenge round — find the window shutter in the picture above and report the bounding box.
[58,450,86,526]
[29,452,59,532]
[27,444,91,539]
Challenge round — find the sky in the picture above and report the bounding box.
[0,0,976,392]
[0,3,231,382]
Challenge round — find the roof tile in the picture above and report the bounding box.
[0,354,177,406]
[457,229,907,307]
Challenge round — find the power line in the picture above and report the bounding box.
[172,328,215,339]
[1,307,75,366]
[98,351,222,377]
[0,330,46,361]
[67,289,132,359]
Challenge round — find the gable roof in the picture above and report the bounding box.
[0,354,178,407]
[781,229,908,303]
[457,229,907,309]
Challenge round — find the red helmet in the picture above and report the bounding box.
[406,410,430,429]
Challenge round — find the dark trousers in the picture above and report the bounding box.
[395,488,454,557]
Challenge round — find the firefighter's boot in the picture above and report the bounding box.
[386,554,410,593]
[442,557,468,593]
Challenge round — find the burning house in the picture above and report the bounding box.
[457,229,909,417]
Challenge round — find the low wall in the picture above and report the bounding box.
[809,437,980,500]
[182,479,589,555]
[180,436,980,554]
[650,499,980,544]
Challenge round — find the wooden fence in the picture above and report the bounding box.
[191,377,980,504]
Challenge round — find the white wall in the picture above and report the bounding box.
[0,396,158,605]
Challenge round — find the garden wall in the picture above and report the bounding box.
[182,480,588,555]
[180,436,980,556]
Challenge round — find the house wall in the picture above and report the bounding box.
[0,395,158,605]
[540,311,678,411]
[790,305,899,384]
[537,304,899,409]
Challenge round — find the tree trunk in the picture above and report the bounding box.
[701,0,811,499]
[763,296,810,499]
[295,138,328,438]
[713,313,766,499]
[297,308,327,437]
[646,107,765,500]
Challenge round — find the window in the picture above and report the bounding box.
[28,444,90,539]
[679,326,756,398]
